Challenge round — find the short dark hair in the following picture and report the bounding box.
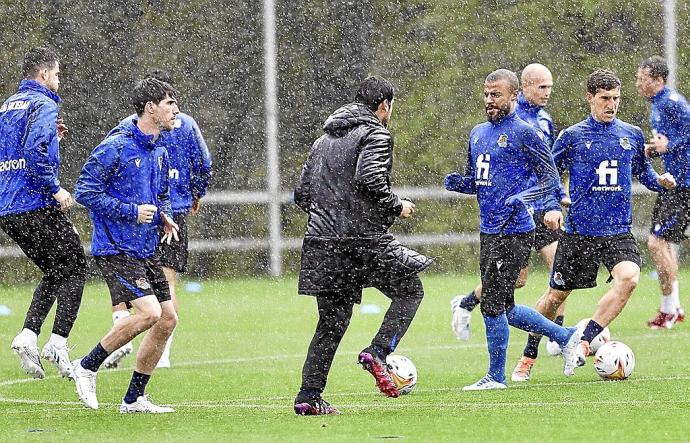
[485,69,519,93]
[132,77,178,116]
[587,69,621,94]
[355,76,394,112]
[22,47,59,79]
[146,69,175,86]
[640,56,669,82]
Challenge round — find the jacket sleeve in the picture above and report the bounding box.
[664,99,690,153]
[354,127,402,216]
[632,129,664,192]
[444,139,476,194]
[505,127,561,211]
[188,118,213,199]
[75,140,138,221]
[24,100,61,194]
[294,141,317,213]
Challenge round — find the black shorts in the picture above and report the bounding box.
[550,232,641,291]
[479,231,534,316]
[94,254,171,306]
[158,213,189,273]
[532,211,562,251]
[650,188,690,243]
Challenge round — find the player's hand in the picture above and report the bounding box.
[160,212,180,244]
[646,133,669,155]
[544,210,563,230]
[53,187,74,211]
[137,204,157,224]
[399,199,416,219]
[57,118,69,142]
[191,198,201,215]
[657,172,677,190]
[560,196,571,207]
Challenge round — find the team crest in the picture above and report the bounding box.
[619,137,632,150]
[553,272,565,287]
[135,278,151,290]
[497,134,508,148]
[158,156,164,171]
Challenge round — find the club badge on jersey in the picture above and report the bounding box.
[619,137,632,150]
[497,134,508,148]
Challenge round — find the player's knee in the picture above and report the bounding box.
[139,308,162,328]
[617,273,639,295]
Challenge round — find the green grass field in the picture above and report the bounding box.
[0,269,689,442]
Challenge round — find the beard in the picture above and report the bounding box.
[485,103,511,122]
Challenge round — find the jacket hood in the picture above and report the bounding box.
[18,79,61,104]
[323,103,382,135]
[110,118,158,150]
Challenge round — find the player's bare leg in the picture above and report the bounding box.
[156,267,178,368]
[647,235,683,328]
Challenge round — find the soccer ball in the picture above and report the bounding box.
[575,318,611,355]
[385,354,417,395]
[593,341,635,380]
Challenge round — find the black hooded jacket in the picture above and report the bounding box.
[294,103,403,238]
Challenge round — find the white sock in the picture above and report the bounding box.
[48,333,67,348]
[112,310,131,324]
[159,332,174,363]
[661,294,675,314]
[18,328,38,345]
[670,280,681,310]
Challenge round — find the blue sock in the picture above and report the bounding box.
[506,304,572,347]
[459,291,480,311]
[482,313,509,384]
[581,319,604,343]
[80,343,110,372]
[124,371,151,404]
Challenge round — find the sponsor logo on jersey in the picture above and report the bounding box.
[497,134,508,148]
[619,137,632,150]
[0,100,29,113]
[0,158,26,173]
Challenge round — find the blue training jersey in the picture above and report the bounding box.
[114,113,212,214]
[553,115,664,236]
[445,111,561,234]
[649,87,690,188]
[516,92,561,212]
[0,80,62,216]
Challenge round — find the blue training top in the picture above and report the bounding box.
[445,111,561,234]
[553,115,664,237]
[649,86,690,189]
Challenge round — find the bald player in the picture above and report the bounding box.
[451,64,570,369]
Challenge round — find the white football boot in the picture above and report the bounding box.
[72,359,98,409]
[41,342,74,379]
[545,339,562,356]
[11,333,45,379]
[119,395,175,413]
[562,332,587,376]
[450,296,472,341]
[103,342,133,369]
[462,375,507,391]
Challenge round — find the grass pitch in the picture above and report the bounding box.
[0,269,689,442]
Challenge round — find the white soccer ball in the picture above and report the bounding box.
[593,341,635,380]
[385,354,417,395]
[575,318,611,355]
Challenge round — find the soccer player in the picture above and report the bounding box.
[444,69,583,391]
[102,70,212,370]
[635,56,689,329]
[451,63,569,358]
[510,69,677,380]
[293,76,433,415]
[0,47,86,380]
[72,78,180,413]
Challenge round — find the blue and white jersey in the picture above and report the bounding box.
[516,92,561,212]
[0,80,62,216]
[115,113,212,214]
[553,115,664,236]
[445,111,561,234]
[649,87,690,188]
[76,119,172,259]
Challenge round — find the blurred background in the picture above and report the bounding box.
[0,0,687,282]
